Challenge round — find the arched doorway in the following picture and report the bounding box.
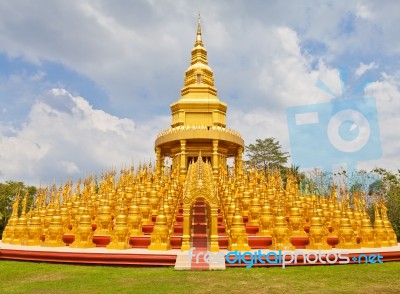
[181,157,220,252]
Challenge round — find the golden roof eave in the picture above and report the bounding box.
[155,127,244,148]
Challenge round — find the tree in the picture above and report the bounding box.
[369,168,400,240]
[245,137,289,174]
[0,181,37,238]
[369,179,383,195]
[301,168,333,196]
[287,164,306,183]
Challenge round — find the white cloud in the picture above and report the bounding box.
[356,3,374,20]
[228,109,291,163]
[0,0,399,117]
[61,161,80,174]
[224,27,339,167]
[355,62,378,77]
[354,72,400,172]
[0,89,168,184]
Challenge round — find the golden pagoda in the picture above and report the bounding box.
[1,16,398,258]
[154,15,244,177]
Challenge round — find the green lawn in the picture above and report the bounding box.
[1,260,400,294]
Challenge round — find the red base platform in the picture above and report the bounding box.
[2,241,400,268]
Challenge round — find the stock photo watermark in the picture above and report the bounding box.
[286,70,382,174]
[188,248,384,269]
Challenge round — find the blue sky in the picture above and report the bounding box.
[0,0,399,184]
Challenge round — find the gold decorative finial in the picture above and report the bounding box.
[195,12,202,45]
[197,12,201,31]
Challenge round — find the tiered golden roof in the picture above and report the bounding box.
[155,16,244,176]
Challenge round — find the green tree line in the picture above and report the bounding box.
[0,181,37,238]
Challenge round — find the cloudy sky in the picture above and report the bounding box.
[0,0,399,185]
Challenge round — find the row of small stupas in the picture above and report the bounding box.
[2,159,397,251]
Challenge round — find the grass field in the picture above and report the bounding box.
[1,260,400,294]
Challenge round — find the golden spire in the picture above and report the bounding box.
[195,12,203,46]
[190,14,208,66]
[165,13,230,129]
[180,14,217,96]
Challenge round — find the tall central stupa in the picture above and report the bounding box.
[155,17,244,176]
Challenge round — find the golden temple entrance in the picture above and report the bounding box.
[181,156,220,252]
[187,156,211,168]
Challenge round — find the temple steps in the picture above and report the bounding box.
[191,200,209,270]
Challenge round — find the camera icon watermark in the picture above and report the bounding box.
[286,97,382,172]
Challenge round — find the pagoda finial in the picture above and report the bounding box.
[195,12,203,46]
[197,12,201,32]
